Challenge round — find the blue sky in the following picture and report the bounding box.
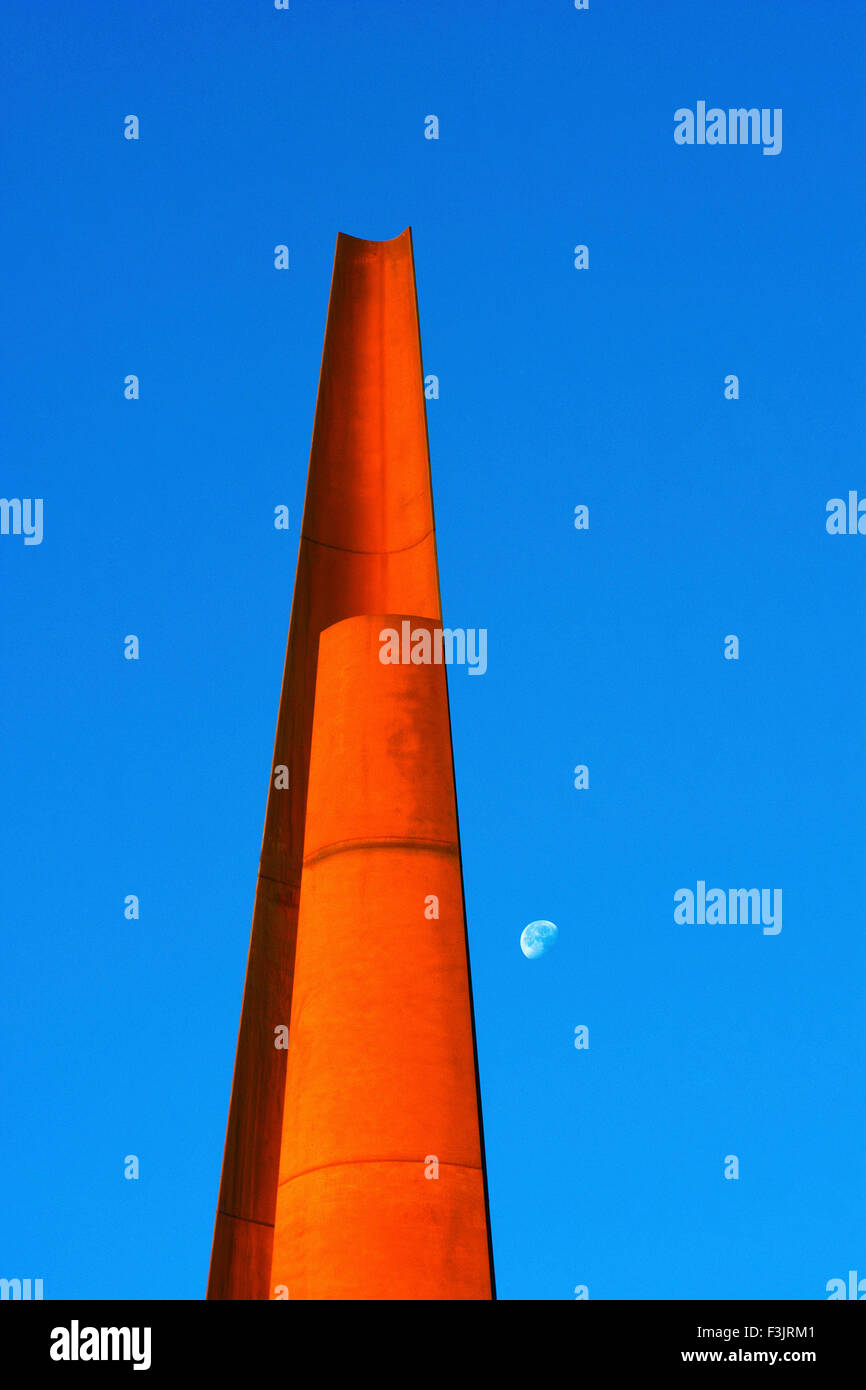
[2,0,864,1300]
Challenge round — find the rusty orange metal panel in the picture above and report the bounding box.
[269,615,492,1300]
[207,230,446,1299]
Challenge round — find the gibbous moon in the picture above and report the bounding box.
[520,920,558,959]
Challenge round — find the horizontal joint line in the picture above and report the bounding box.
[218,1210,274,1230]
[304,836,458,867]
[278,1158,482,1187]
[301,528,435,557]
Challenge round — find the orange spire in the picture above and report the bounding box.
[208,231,492,1300]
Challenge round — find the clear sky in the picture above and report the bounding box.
[2,0,864,1300]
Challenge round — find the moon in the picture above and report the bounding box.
[520,920,558,959]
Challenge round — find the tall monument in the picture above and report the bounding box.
[207,229,494,1300]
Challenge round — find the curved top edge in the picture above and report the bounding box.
[319,612,442,640]
[335,227,412,250]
